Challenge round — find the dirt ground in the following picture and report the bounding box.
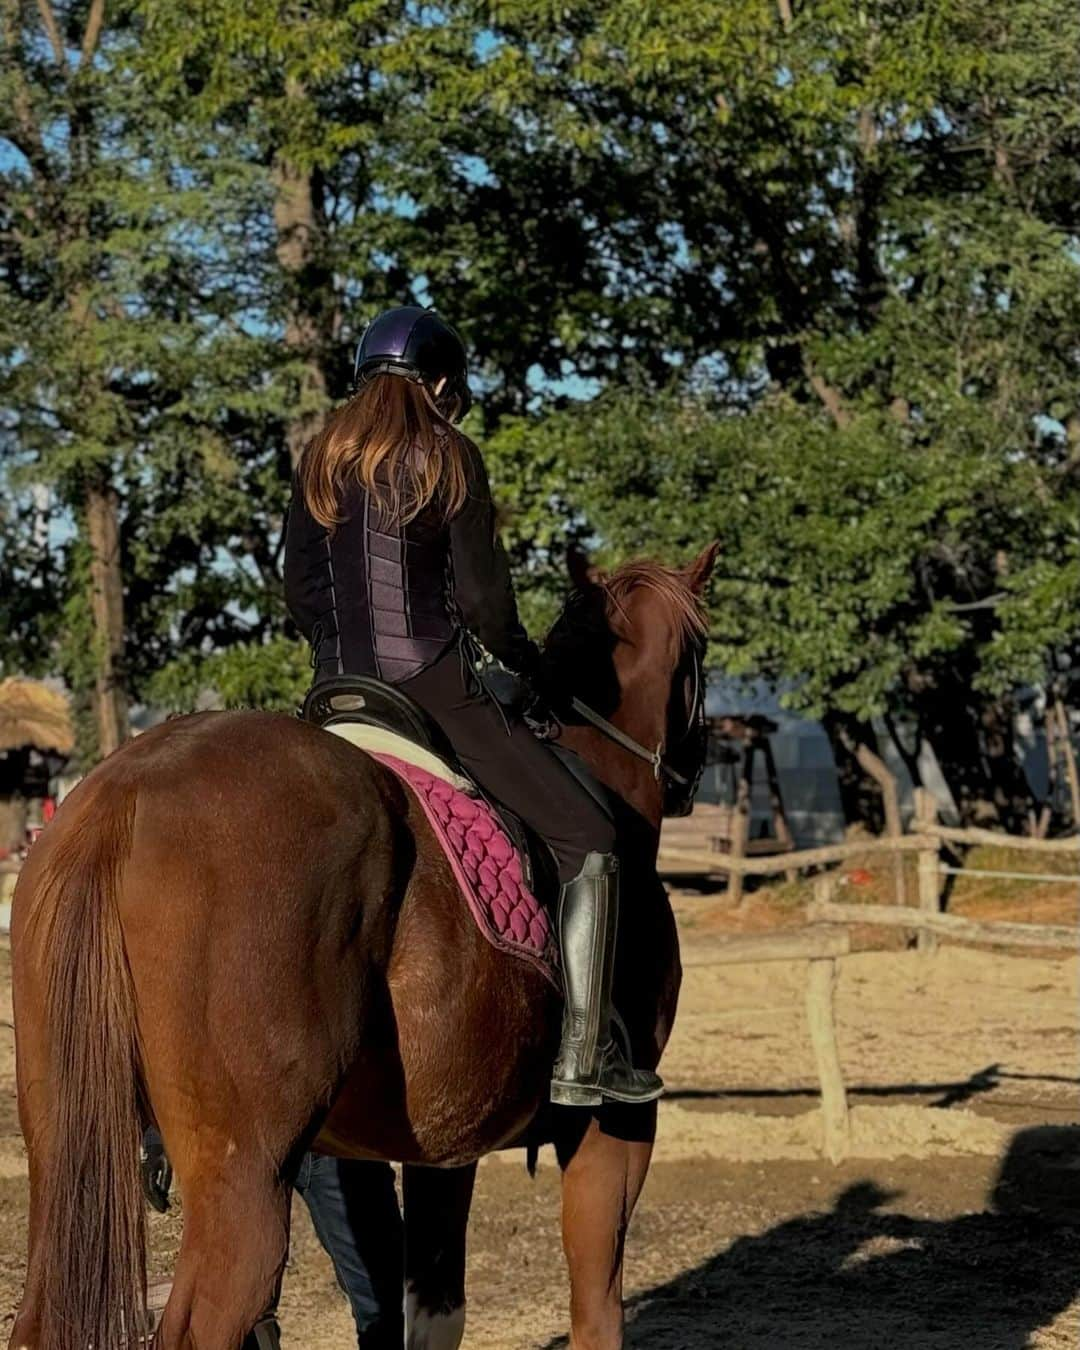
[2,887,1078,1348]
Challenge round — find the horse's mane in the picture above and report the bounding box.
[544,557,707,700]
[599,559,708,647]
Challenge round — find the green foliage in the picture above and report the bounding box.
[2,0,1079,792]
[493,384,1080,720]
[0,0,296,740]
[145,636,311,713]
[485,0,1080,741]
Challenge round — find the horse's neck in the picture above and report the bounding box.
[556,677,668,832]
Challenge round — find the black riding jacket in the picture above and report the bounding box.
[284,442,538,684]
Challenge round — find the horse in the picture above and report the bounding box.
[9,542,718,1350]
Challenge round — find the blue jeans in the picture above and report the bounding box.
[294,1154,403,1347]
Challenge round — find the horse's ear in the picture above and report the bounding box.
[684,540,720,595]
[567,545,605,590]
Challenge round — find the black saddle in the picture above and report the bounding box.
[302,675,455,758]
[302,675,613,819]
[301,675,615,892]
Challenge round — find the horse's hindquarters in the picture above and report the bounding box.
[317,827,561,1165]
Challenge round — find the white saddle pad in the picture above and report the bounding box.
[325,722,476,795]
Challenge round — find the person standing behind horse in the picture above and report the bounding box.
[284,305,661,1107]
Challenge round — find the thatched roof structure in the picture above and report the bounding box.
[0,678,75,757]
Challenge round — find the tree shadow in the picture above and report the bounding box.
[666,1060,1029,1110]
[542,1126,1080,1349]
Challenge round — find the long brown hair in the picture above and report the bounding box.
[299,374,472,528]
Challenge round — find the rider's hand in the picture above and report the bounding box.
[522,691,560,740]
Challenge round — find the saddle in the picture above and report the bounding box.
[302,676,473,793]
[302,675,577,986]
[303,675,611,816]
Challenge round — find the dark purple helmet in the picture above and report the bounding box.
[352,306,472,420]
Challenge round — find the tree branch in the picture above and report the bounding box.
[1,2,50,179]
[804,358,851,427]
[34,0,65,64]
[3,93,51,180]
[80,0,105,65]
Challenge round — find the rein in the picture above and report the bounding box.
[548,573,710,813]
[567,636,706,792]
[569,697,692,787]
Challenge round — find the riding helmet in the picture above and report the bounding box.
[352,306,472,419]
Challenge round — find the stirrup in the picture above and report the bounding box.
[551,1035,664,1107]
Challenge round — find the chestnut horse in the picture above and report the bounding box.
[9,544,717,1350]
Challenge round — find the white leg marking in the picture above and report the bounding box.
[405,1283,466,1350]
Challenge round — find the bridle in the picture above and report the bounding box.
[569,634,708,816]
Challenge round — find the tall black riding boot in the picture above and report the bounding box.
[550,852,664,1107]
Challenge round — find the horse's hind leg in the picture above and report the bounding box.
[8,1153,49,1350]
[557,1106,657,1350]
[155,1163,289,1350]
[403,1162,477,1350]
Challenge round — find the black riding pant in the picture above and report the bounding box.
[402,647,614,884]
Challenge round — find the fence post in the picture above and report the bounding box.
[728,749,752,908]
[914,787,939,954]
[806,953,850,1163]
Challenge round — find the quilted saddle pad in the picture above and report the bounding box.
[374,752,559,988]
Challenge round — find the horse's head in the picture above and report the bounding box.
[545,542,718,825]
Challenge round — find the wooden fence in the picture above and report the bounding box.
[665,791,1079,1162]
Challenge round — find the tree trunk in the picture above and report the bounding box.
[86,475,129,758]
[912,680,1025,829]
[980,696,1037,834]
[821,710,885,833]
[272,78,332,470]
[1050,690,1080,832]
[852,739,907,906]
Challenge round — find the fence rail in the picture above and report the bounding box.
[928,822,1080,854]
[808,895,1077,950]
[659,790,1077,1163]
[659,833,934,877]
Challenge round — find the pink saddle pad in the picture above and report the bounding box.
[374,753,559,988]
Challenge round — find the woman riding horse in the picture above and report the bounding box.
[284,305,661,1109]
[9,307,716,1350]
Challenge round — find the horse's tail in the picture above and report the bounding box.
[31,781,147,1350]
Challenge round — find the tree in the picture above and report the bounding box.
[1,0,308,755]
[4,0,1078,824]
[476,0,1080,828]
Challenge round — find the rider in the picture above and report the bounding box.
[284,305,662,1107]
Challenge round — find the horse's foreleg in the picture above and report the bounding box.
[556,1106,657,1350]
[402,1162,477,1350]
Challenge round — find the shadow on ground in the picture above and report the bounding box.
[544,1126,1080,1349]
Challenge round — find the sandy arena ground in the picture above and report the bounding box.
[1,890,1078,1348]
